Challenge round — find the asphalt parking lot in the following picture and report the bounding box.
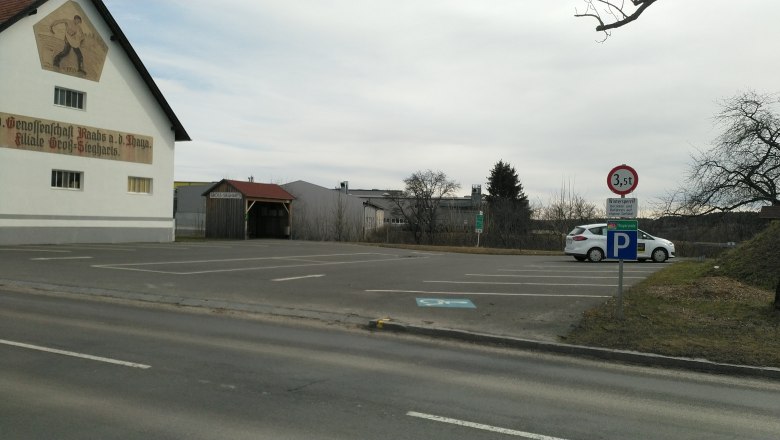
[0,240,668,342]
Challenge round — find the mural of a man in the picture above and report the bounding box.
[50,15,86,75]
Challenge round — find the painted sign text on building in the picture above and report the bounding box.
[0,112,153,164]
[209,192,242,199]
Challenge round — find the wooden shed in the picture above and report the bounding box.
[202,179,294,239]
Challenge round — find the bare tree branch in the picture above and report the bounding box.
[575,0,658,39]
[662,91,780,216]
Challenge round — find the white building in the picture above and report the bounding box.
[0,0,189,244]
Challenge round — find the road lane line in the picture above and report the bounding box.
[406,411,569,439]
[272,274,325,282]
[0,339,151,369]
[367,290,611,298]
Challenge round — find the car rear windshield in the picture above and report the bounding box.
[568,227,586,235]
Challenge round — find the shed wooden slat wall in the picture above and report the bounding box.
[205,183,245,239]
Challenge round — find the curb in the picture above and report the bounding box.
[368,318,780,380]
[4,279,779,380]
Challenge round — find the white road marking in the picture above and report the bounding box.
[406,411,569,439]
[426,280,617,287]
[467,273,643,279]
[272,274,325,282]
[58,245,137,251]
[0,339,151,369]
[498,268,657,274]
[367,289,610,298]
[0,248,70,253]
[31,256,93,261]
[93,253,427,275]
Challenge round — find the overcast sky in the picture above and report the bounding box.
[103,0,780,211]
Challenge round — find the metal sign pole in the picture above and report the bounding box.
[606,165,639,321]
[617,259,624,319]
[475,211,484,248]
[618,193,624,320]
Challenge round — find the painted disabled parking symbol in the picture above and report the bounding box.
[416,298,476,309]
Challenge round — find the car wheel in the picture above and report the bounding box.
[587,248,604,262]
[574,256,586,262]
[651,248,668,263]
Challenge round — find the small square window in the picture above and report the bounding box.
[54,87,85,110]
[128,176,153,194]
[51,170,83,189]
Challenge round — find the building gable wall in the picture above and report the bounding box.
[0,0,180,244]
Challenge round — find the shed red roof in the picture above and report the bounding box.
[0,0,37,25]
[223,180,295,201]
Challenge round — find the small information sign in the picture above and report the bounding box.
[475,212,484,234]
[606,198,638,218]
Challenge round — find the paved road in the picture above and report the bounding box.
[2,289,779,440]
[0,240,667,342]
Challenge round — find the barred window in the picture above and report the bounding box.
[128,176,152,194]
[54,86,85,110]
[51,170,82,189]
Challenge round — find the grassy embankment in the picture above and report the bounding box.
[565,221,780,367]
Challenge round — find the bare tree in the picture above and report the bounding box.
[538,180,602,247]
[664,91,780,216]
[575,0,658,40]
[388,170,460,244]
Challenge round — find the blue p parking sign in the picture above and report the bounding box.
[607,220,638,260]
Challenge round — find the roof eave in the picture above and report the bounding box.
[89,0,191,141]
[0,0,48,33]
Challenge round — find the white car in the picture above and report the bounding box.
[564,223,676,263]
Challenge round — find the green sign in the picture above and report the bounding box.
[475,212,484,233]
[607,220,637,231]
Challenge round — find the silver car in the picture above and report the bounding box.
[564,223,676,262]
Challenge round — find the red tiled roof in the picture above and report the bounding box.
[0,0,37,26]
[225,180,295,201]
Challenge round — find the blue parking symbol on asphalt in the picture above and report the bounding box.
[416,298,476,309]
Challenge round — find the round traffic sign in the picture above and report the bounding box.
[607,164,638,195]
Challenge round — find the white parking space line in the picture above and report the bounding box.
[0,248,70,253]
[367,289,610,298]
[57,245,137,251]
[406,411,569,440]
[169,244,236,249]
[272,274,325,282]
[0,338,151,369]
[426,280,617,287]
[498,268,658,274]
[93,253,427,275]
[467,274,644,279]
[31,256,93,261]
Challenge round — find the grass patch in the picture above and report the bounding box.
[566,260,780,367]
[716,221,780,291]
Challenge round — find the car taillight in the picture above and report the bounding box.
[572,235,588,241]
